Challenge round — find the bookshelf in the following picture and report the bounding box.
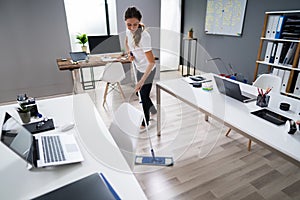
[254,10,300,99]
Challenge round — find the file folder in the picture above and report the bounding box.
[283,43,297,65]
[275,16,286,39]
[293,74,300,96]
[265,15,280,38]
[272,68,279,76]
[279,43,291,64]
[274,42,283,65]
[281,17,300,39]
[270,15,280,38]
[277,69,285,83]
[269,42,277,63]
[265,15,274,38]
[264,42,273,63]
[280,70,290,93]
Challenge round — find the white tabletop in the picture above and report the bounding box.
[157,73,300,165]
[0,93,146,200]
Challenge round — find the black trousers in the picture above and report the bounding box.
[137,68,156,126]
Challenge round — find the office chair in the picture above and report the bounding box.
[225,73,282,151]
[101,62,126,106]
[109,103,143,169]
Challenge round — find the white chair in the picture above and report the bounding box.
[101,62,126,106]
[109,103,143,169]
[252,73,282,93]
[226,73,282,151]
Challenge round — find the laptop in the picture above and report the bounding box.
[214,75,256,103]
[0,112,84,168]
[69,52,87,62]
[33,173,120,200]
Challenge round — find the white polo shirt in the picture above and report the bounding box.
[126,29,156,73]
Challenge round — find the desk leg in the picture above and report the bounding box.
[187,40,191,76]
[80,67,96,90]
[205,114,209,122]
[71,69,81,94]
[156,85,161,136]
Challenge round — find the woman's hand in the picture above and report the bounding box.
[135,79,144,92]
[128,53,134,61]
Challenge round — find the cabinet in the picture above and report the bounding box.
[254,10,300,99]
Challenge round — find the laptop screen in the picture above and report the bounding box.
[1,113,33,163]
[214,76,244,101]
[214,75,226,94]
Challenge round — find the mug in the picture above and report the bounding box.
[18,110,31,123]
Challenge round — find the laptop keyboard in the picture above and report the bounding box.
[41,136,66,163]
[241,95,249,100]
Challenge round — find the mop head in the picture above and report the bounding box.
[135,155,174,166]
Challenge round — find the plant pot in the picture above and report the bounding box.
[81,46,87,52]
[188,31,193,39]
[18,111,31,123]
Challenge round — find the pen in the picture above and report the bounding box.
[257,88,261,95]
[265,87,272,95]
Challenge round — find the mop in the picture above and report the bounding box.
[130,52,173,166]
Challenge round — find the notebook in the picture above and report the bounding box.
[214,75,256,103]
[1,112,84,168]
[33,173,120,200]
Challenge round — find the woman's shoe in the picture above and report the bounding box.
[150,107,157,115]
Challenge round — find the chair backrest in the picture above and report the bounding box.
[253,74,282,93]
[109,103,143,169]
[101,62,126,83]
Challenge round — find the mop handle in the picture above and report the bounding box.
[130,53,155,156]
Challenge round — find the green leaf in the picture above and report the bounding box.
[75,33,88,45]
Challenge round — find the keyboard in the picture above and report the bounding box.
[102,57,117,62]
[42,136,66,163]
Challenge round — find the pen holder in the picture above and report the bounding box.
[256,94,270,107]
[17,110,31,123]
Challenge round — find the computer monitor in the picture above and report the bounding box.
[87,35,121,55]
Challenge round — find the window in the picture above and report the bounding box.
[64,0,117,52]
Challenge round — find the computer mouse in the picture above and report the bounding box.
[60,122,75,132]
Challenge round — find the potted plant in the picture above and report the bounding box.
[76,33,88,52]
[188,28,193,39]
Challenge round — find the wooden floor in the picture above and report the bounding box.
[80,70,300,200]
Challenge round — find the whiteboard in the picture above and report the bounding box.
[205,0,247,36]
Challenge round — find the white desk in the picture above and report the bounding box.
[156,73,300,166]
[0,93,146,200]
